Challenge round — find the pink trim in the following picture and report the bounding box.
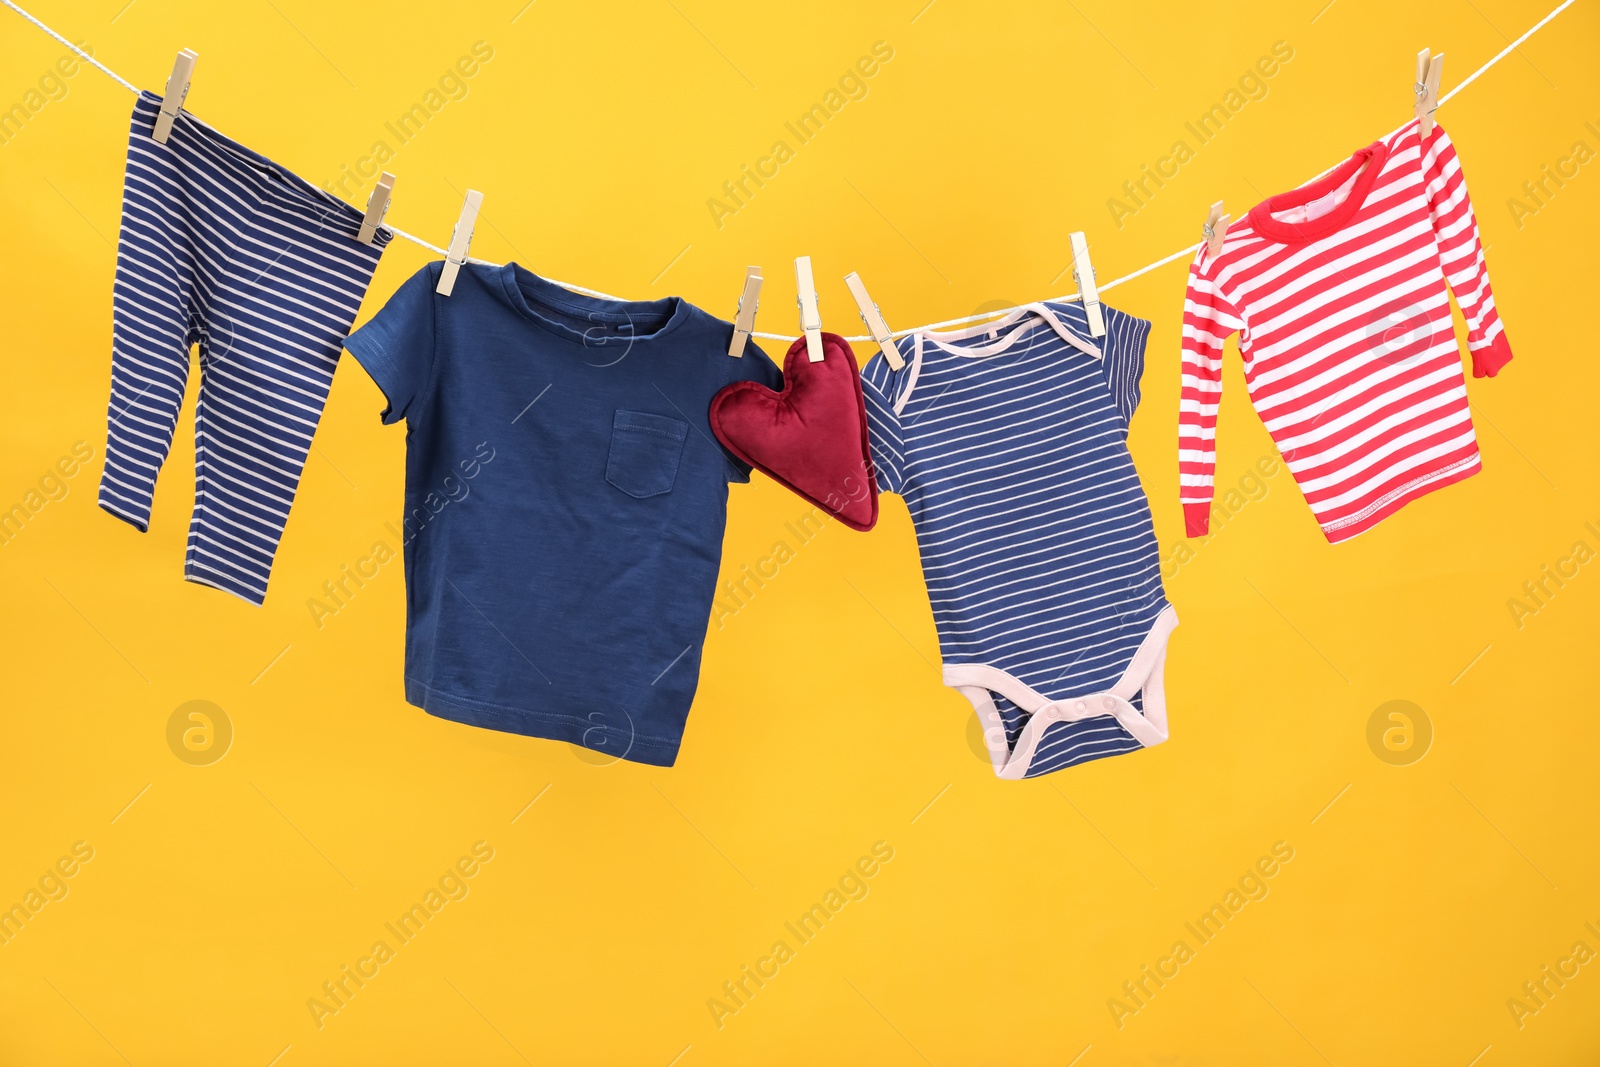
[917,303,1102,361]
[960,687,1016,775]
[893,334,925,416]
[945,606,1178,779]
[898,302,1103,418]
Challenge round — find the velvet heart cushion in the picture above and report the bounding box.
[710,332,879,531]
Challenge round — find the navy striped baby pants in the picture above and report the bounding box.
[99,91,387,604]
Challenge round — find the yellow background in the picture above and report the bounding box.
[2,0,1597,1062]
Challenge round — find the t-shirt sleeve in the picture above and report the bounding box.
[344,263,440,426]
[860,356,908,496]
[719,340,785,482]
[1099,307,1153,435]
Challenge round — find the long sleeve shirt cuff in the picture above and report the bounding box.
[1471,333,1513,378]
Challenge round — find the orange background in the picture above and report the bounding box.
[1,0,1597,1063]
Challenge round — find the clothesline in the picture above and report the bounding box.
[2,0,1576,343]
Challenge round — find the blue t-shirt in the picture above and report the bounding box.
[345,262,781,766]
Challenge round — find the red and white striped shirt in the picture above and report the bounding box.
[1179,120,1512,542]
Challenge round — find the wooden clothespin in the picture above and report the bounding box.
[436,189,483,297]
[1068,231,1105,338]
[727,266,762,357]
[1203,201,1230,259]
[152,49,197,144]
[843,272,904,370]
[794,256,823,362]
[358,172,396,245]
[1414,49,1444,136]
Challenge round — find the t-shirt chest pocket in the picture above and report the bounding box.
[605,409,689,498]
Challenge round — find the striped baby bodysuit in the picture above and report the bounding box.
[862,301,1176,779]
[1179,119,1512,542]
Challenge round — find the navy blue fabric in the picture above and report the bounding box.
[861,301,1171,777]
[346,262,780,766]
[100,91,388,604]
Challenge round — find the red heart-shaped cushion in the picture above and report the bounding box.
[711,332,879,531]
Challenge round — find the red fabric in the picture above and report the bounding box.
[1471,332,1513,378]
[1180,121,1513,543]
[710,332,879,531]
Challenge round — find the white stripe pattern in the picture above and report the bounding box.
[863,302,1175,778]
[100,92,387,604]
[1179,120,1511,543]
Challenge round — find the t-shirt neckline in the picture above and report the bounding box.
[1248,139,1390,244]
[497,263,688,345]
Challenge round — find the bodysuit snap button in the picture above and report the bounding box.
[1075,700,1087,712]
[1103,697,1116,710]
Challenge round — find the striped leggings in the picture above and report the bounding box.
[100,91,387,605]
